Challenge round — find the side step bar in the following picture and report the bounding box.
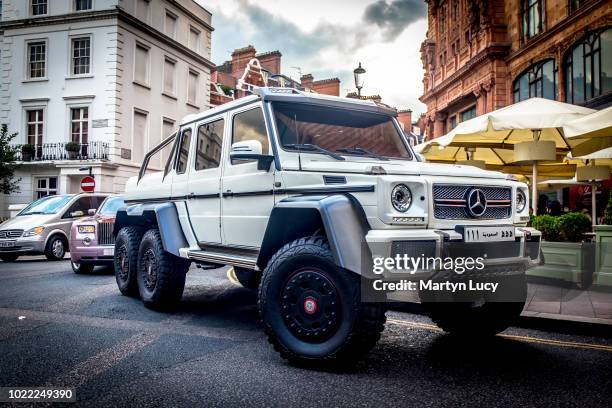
[187,250,259,270]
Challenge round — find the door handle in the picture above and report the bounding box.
[188,192,195,199]
[224,189,233,198]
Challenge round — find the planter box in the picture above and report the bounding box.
[527,241,594,286]
[594,225,612,287]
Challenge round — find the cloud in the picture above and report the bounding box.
[363,0,426,40]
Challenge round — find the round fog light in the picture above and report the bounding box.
[83,237,92,246]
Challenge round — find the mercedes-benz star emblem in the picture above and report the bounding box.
[466,188,487,217]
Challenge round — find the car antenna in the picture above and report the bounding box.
[294,113,302,171]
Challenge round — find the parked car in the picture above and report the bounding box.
[70,195,125,274]
[113,87,541,364]
[0,193,109,262]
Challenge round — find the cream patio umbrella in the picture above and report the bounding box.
[418,98,597,212]
[566,146,612,226]
[563,106,612,153]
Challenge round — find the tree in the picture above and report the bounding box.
[0,124,20,194]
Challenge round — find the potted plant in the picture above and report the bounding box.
[594,192,612,286]
[528,212,593,286]
[65,141,80,159]
[21,144,35,161]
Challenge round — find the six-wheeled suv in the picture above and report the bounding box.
[0,193,108,262]
[113,88,541,364]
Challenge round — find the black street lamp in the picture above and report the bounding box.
[353,62,366,97]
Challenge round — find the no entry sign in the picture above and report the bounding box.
[80,176,96,192]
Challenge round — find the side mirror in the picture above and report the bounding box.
[70,210,85,218]
[230,140,274,171]
[415,152,426,162]
[88,209,96,216]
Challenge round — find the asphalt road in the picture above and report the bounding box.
[0,257,611,407]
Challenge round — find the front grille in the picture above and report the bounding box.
[391,240,437,259]
[433,184,512,220]
[98,222,115,246]
[0,229,23,239]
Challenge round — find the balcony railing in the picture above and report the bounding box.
[12,142,109,162]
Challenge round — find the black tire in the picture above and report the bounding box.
[0,254,19,262]
[71,260,94,274]
[114,226,144,297]
[258,236,386,365]
[137,228,190,310]
[234,266,260,290]
[423,276,527,336]
[44,235,66,261]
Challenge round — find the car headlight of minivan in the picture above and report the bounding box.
[391,184,412,212]
[23,226,45,237]
[516,190,527,213]
[78,225,96,234]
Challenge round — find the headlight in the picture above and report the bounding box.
[78,225,96,234]
[516,190,527,213]
[23,226,45,237]
[391,184,412,212]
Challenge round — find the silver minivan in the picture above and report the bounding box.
[0,193,108,262]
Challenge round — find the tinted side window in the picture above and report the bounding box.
[176,128,192,174]
[195,119,224,171]
[65,197,91,218]
[232,107,269,156]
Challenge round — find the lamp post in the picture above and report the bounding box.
[353,62,366,97]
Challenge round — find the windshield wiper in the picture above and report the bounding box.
[285,143,345,161]
[336,147,389,161]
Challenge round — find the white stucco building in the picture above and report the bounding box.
[0,0,214,216]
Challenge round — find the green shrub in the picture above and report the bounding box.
[531,215,561,241]
[603,192,612,225]
[21,144,35,153]
[65,142,80,152]
[557,212,592,242]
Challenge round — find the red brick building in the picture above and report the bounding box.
[420,0,612,139]
[210,45,341,106]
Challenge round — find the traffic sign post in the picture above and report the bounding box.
[80,176,96,193]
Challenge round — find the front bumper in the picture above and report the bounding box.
[0,237,47,255]
[69,242,114,264]
[366,226,541,276]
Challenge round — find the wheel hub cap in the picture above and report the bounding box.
[280,269,341,343]
[143,248,157,290]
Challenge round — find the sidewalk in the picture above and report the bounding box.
[523,279,612,325]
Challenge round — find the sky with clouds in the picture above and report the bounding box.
[196,0,428,114]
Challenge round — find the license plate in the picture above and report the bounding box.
[0,241,15,248]
[103,248,114,256]
[463,226,514,243]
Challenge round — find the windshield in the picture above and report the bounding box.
[273,102,412,160]
[18,195,73,216]
[97,196,125,216]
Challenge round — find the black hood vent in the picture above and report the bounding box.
[323,175,347,185]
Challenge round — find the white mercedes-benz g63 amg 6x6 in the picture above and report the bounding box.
[114,88,541,364]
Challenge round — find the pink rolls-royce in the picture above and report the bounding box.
[69,195,124,274]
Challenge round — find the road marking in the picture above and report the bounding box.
[387,318,612,353]
[46,331,161,389]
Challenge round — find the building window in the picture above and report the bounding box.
[513,59,557,102]
[569,0,583,12]
[71,37,91,75]
[35,177,57,199]
[461,106,477,122]
[195,119,224,171]
[27,41,46,79]
[132,110,148,163]
[565,28,611,105]
[163,57,176,96]
[188,70,199,106]
[136,0,150,23]
[450,115,457,130]
[522,0,545,41]
[31,0,47,16]
[134,43,150,86]
[161,118,176,167]
[189,26,200,52]
[75,0,92,11]
[26,109,44,147]
[70,107,88,146]
[165,11,177,39]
